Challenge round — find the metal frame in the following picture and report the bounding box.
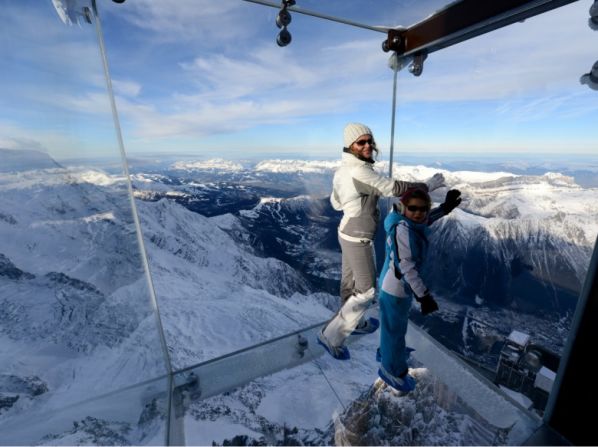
[384,0,579,56]
[241,0,388,33]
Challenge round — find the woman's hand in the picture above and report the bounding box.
[425,173,445,192]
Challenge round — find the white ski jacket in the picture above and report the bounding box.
[330,151,425,240]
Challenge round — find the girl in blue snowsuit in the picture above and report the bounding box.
[377,187,461,392]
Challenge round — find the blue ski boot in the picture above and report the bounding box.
[378,366,416,393]
[351,317,380,335]
[317,330,350,360]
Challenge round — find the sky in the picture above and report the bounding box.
[1,0,597,161]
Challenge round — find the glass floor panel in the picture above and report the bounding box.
[174,318,540,445]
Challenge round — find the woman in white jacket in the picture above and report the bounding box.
[318,122,445,360]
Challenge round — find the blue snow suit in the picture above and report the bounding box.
[377,207,445,377]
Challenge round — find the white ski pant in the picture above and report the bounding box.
[339,235,377,303]
[322,287,376,347]
[322,235,377,346]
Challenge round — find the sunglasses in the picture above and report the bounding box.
[354,138,374,147]
[406,205,428,213]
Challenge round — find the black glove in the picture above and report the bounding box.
[415,292,439,315]
[440,189,462,214]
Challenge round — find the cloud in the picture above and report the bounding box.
[99,0,595,141]
[4,0,597,156]
[394,1,596,103]
[495,91,598,123]
[112,79,142,97]
[179,46,319,99]
[113,90,343,139]
[29,36,391,139]
[1,2,106,87]
[102,0,262,44]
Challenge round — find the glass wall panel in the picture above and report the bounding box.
[83,0,596,440]
[96,0,408,370]
[390,0,598,419]
[11,0,589,444]
[0,1,169,444]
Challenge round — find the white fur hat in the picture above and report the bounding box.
[343,122,373,148]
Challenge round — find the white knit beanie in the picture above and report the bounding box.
[343,122,373,148]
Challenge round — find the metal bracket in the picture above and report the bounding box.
[381,0,578,58]
[276,0,296,47]
[589,1,598,30]
[296,334,308,358]
[172,372,201,419]
[408,53,427,77]
[580,61,598,91]
[82,6,92,24]
[173,372,201,398]
[51,0,93,26]
[382,28,404,53]
[387,52,427,77]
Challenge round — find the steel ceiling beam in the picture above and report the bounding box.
[383,0,580,57]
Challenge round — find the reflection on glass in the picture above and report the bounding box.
[0,1,169,443]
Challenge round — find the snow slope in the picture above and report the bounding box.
[2,152,597,444]
[0,161,335,443]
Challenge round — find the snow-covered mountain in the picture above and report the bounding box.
[234,195,341,290]
[255,159,339,174]
[0,151,340,443]
[127,158,598,358]
[425,171,595,296]
[0,164,168,427]
[2,151,597,444]
[252,160,597,288]
[179,346,518,446]
[147,160,598,358]
[126,158,598,367]
[171,158,244,172]
[133,197,335,368]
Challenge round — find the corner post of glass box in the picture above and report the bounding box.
[544,235,598,445]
